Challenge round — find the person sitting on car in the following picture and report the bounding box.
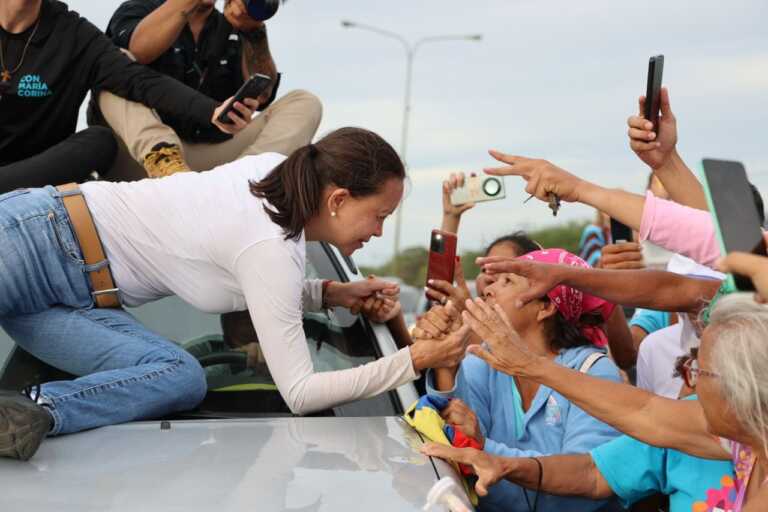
[0,0,254,193]
[417,249,623,512]
[92,0,321,178]
[0,127,472,462]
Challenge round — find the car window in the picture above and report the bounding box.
[0,242,400,418]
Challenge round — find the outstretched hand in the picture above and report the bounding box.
[475,257,563,307]
[484,151,585,204]
[460,298,541,377]
[420,443,507,496]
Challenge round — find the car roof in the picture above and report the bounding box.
[0,416,443,511]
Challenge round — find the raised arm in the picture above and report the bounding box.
[483,151,721,266]
[440,172,475,234]
[460,298,727,460]
[484,152,646,231]
[112,0,201,65]
[627,87,708,210]
[477,258,721,314]
[235,240,470,414]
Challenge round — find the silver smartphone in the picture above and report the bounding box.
[450,175,506,206]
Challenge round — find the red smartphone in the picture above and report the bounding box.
[426,229,457,296]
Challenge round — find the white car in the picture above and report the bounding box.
[0,242,472,512]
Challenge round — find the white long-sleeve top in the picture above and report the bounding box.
[80,153,416,414]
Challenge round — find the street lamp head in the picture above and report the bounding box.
[467,34,483,41]
[341,20,355,28]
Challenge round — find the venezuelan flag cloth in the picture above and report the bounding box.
[404,395,480,506]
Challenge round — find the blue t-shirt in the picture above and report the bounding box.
[630,308,671,335]
[591,433,735,512]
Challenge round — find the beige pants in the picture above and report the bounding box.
[99,89,323,181]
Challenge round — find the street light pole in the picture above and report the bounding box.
[341,21,481,276]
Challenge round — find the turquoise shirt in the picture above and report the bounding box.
[629,308,671,335]
[590,398,735,512]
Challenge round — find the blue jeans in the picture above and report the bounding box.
[0,187,206,435]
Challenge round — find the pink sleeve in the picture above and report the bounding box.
[639,191,721,267]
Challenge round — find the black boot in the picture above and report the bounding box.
[0,385,53,461]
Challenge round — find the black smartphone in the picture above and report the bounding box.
[610,218,633,243]
[644,55,665,131]
[216,73,272,124]
[701,158,766,291]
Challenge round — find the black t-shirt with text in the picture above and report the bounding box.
[0,0,218,167]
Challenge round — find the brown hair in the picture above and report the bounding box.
[249,127,405,240]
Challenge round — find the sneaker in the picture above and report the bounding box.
[142,143,191,178]
[0,385,53,461]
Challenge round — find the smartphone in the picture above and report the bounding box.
[610,218,633,243]
[644,55,665,131]
[450,175,506,206]
[216,73,272,124]
[700,158,766,292]
[426,230,457,294]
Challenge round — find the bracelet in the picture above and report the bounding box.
[522,457,543,512]
[321,279,333,309]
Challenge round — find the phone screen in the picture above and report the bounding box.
[702,159,766,291]
[610,218,633,243]
[644,55,664,130]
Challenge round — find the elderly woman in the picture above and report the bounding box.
[443,289,768,512]
[420,249,623,512]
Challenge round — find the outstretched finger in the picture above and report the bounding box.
[637,95,646,118]
[488,149,531,166]
[420,443,476,466]
[483,165,529,178]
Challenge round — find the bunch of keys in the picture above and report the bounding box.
[523,192,561,216]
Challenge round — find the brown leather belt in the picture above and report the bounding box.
[56,183,121,308]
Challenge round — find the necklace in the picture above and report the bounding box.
[0,16,42,84]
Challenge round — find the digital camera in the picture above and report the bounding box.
[449,175,506,206]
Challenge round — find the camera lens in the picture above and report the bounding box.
[482,177,502,197]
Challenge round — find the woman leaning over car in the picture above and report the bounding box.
[0,127,470,461]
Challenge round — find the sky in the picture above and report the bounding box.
[69,0,768,266]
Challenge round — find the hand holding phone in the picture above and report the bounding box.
[216,73,272,125]
[701,159,766,292]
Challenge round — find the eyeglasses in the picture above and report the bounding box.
[681,357,721,389]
